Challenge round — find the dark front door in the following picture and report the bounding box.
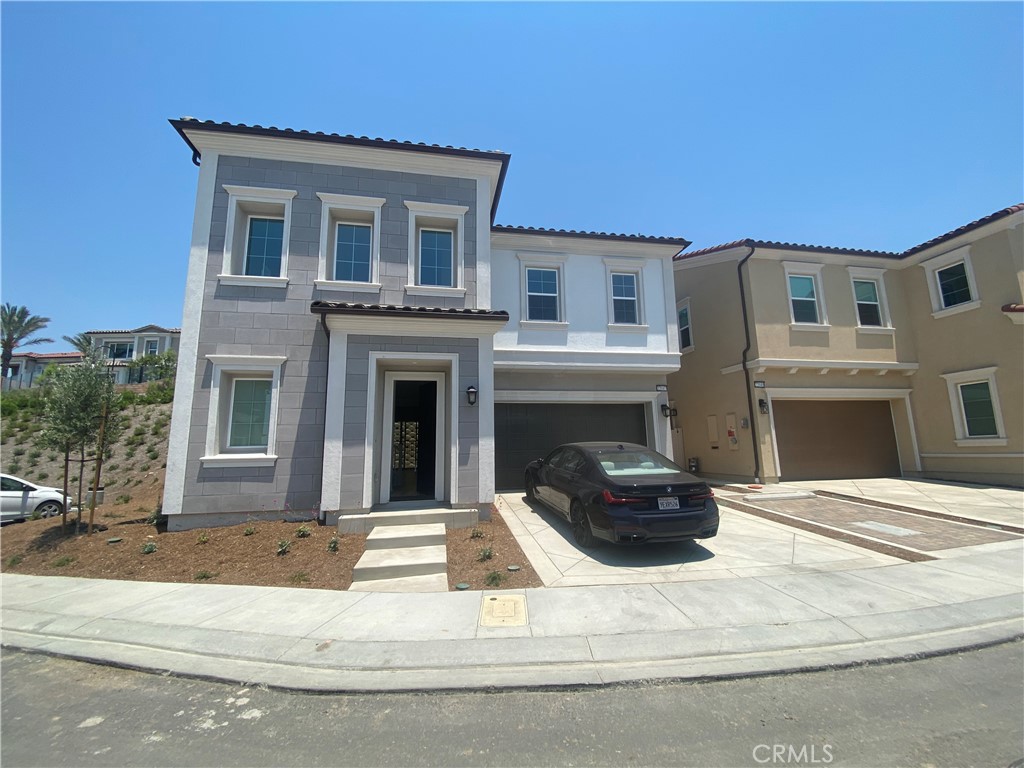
[390,380,437,500]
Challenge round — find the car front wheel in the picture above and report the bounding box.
[525,475,537,502]
[569,500,597,549]
[34,500,63,518]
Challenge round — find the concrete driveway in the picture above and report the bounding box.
[496,493,898,588]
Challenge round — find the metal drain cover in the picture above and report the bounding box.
[479,594,528,627]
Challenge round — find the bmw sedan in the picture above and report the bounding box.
[524,442,719,548]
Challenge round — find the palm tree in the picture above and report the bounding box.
[62,332,98,357]
[1,303,53,378]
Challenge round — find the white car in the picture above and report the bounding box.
[0,474,74,523]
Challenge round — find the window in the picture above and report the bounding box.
[144,339,160,357]
[202,354,287,466]
[940,367,1006,446]
[611,273,639,324]
[526,268,560,321]
[220,185,297,287]
[922,245,980,319]
[847,267,892,331]
[105,342,133,360]
[420,230,454,287]
[404,200,468,297]
[783,262,828,329]
[316,193,385,291]
[678,299,693,351]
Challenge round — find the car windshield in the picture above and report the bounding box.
[592,448,683,476]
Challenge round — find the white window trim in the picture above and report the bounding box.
[847,266,893,331]
[677,297,694,355]
[604,257,646,330]
[143,338,160,356]
[314,192,385,292]
[219,185,296,288]
[922,245,980,318]
[202,354,287,467]
[226,377,273,451]
[517,252,567,326]
[783,261,829,330]
[404,200,468,296]
[940,366,1007,446]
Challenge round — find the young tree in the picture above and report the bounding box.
[1,303,53,378]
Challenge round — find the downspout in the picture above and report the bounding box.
[737,246,761,483]
[315,308,331,524]
[191,151,201,167]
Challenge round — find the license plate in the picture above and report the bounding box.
[658,496,680,510]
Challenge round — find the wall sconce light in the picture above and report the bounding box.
[758,398,769,415]
[660,404,678,418]
[466,385,478,406]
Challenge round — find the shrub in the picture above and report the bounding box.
[295,525,311,538]
[485,571,505,587]
[243,526,256,536]
[288,571,310,584]
[470,528,484,539]
[11,447,25,457]
[27,449,41,460]
[276,540,290,556]
[7,461,21,474]
[197,533,209,545]
[477,547,494,562]
[194,571,216,581]
[141,542,157,554]
[35,472,49,482]
[5,554,24,568]
[47,453,57,462]
[147,449,159,461]
[52,556,75,568]
[115,494,132,505]
[327,537,339,552]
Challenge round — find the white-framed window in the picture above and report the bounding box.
[603,258,647,330]
[202,354,287,467]
[105,341,134,360]
[220,185,297,288]
[404,200,468,298]
[847,266,893,332]
[677,298,693,352]
[516,253,568,327]
[783,262,829,330]
[315,192,385,292]
[940,367,1006,446]
[144,339,160,357]
[922,245,980,319]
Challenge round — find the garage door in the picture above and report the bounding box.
[494,403,647,491]
[772,400,900,481]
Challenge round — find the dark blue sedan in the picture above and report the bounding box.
[524,442,719,548]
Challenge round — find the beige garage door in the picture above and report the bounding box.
[772,400,901,481]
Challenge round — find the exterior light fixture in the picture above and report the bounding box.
[758,398,769,415]
[466,385,478,406]
[660,404,677,418]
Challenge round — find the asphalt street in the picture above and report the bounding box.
[2,642,1021,768]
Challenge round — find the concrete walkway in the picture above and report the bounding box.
[3,537,1021,692]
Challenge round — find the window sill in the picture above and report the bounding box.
[607,323,649,333]
[404,285,467,298]
[680,345,695,356]
[314,280,382,293]
[932,300,981,320]
[789,322,831,332]
[200,454,278,468]
[520,320,569,330]
[855,325,896,335]
[953,437,1007,448]
[218,275,289,289]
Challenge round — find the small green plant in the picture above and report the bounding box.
[107,463,120,472]
[47,453,57,462]
[288,571,309,584]
[70,475,78,484]
[194,571,217,581]
[484,570,505,587]
[132,425,147,437]
[147,449,159,461]
[115,494,132,505]
[141,542,157,555]
[7,461,21,474]
[243,526,256,536]
[35,472,48,482]
[295,525,311,538]
[27,449,41,461]
[276,540,290,556]
[52,556,75,568]
[327,536,339,552]
[477,547,494,562]
[5,554,24,568]
[197,533,209,545]
[29,508,43,521]
[11,447,25,457]
[470,528,484,539]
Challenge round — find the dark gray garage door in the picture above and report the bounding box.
[773,400,901,481]
[495,403,647,491]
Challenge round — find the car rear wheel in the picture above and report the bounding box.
[569,500,597,549]
[34,500,62,518]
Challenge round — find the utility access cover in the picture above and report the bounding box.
[479,595,528,627]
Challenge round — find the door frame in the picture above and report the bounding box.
[379,371,446,505]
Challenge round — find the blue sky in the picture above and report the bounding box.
[2,2,1021,352]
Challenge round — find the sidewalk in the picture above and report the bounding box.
[2,539,1021,692]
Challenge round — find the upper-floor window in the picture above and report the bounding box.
[144,339,160,357]
[847,267,892,332]
[105,342,133,360]
[316,192,385,292]
[678,299,693,352]
[220,185,296,288]
[783,262,828,329]
[603,258,647,331]
[526,267,560,321]
[611,273,639,324]
[852,280,881,325]
[940,366,1006,446]
[922,245,980,319]
[405,200,468,298]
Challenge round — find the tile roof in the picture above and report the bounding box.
[492,225,690,248]
[85,326,181,335]
[675,204,1024,263]
[311,301,510,321]
[11,352,84,360]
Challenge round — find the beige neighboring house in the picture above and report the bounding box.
[3,351,84,389]
[668,204,1023,487]
[85,325,181,385]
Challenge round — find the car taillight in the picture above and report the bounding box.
[602,489,645,504]
[690,489,715,500]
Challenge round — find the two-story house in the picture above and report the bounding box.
[668,204,1023,487]
[85,325,181,384]
[162,119,687,531]
[3,351,83,389]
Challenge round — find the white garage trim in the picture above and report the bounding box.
[764,387,921,478]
